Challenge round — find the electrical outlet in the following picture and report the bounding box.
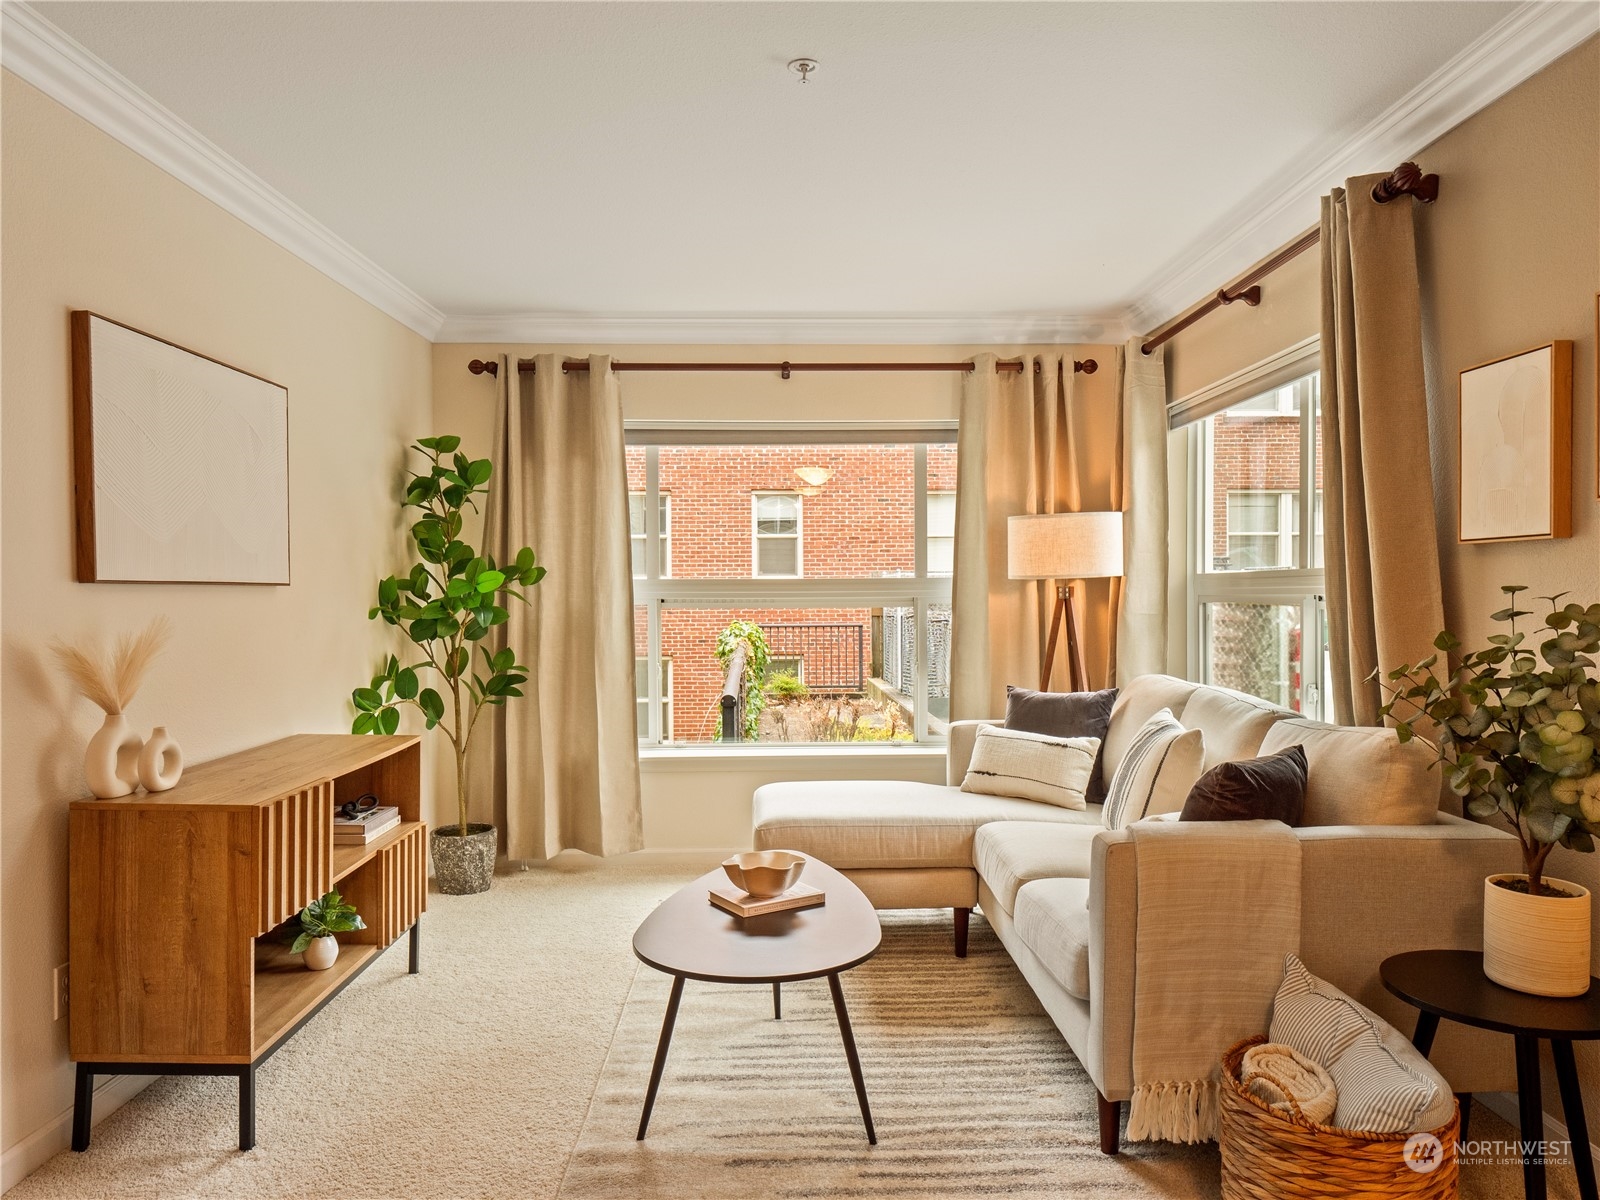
[53,963,69,1022]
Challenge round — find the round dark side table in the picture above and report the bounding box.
[1381,949,1600,1200]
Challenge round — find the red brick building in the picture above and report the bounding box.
[629,443,955,742]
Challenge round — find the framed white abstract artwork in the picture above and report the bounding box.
[71,312,291,583]
[1457,340,1572,544]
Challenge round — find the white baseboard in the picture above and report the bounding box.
[1474,1091,1600,1165]
[2,1073,153,1193]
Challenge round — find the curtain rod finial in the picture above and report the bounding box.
[468,358,499,378]
[1075,359,1098,375]
[1372,161,1439,205]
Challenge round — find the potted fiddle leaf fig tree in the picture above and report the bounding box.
[1375,586,1599,996]
[351,435,545,895]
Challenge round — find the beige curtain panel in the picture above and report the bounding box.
[477,352,644,860]
[1320,175,1446,727]
[951,349,1129,720]
[1117,338,1169,681]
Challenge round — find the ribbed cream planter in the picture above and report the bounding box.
[1483,874,1592,997]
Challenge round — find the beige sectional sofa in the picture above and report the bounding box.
[753,674,1523,1151]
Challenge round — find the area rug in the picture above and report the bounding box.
[557,911,1221,1199]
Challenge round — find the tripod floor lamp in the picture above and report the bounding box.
[1008,512,1125,692]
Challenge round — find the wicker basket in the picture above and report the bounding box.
[1219,1036,1460,1200]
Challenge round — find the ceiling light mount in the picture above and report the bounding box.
[787,58,818,84]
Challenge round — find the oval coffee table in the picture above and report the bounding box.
[632,857,883,1143]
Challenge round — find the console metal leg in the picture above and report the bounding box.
[637,975,685,1140]
[1553,1040,1597,1200]
[409,919,421,975]
[1514,1033,1547,1200]
[239,1066,256,1152]
[71,1065,94,1152]
[827,972,876,1144]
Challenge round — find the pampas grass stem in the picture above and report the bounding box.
[51,617,172,715]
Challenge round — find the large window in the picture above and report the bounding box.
[628,432,956,745]
[1189,371,1329,717]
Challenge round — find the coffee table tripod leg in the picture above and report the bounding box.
[1553,1040,1597,1200]
[637,974,686,1141]
[827,972,876,1145]
[773,981,781,1020]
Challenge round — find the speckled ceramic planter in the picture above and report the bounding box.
[431,823,497,895]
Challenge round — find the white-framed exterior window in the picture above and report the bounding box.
[752,492,802,578]
[627,425,956,748]
[1186,368,1329,719]
[629,493,671,579]
[635,657,672,741]
[927,492,956,577]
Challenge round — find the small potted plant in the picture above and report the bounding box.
[350,436,545,895]
[1375,587,1599,996]
[291,890,366,971]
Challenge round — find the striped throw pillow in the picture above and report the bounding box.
[960,726,1099,809]
[1101,708,1206,829]
[1269,954,1449,1133]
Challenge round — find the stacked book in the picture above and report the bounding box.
[708,881,825,918]
[334,805,400,846]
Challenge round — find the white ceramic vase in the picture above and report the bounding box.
[302,936,339,971]
[85,712,143,799]
[1483,873,1592,997]
[137,726,184,792]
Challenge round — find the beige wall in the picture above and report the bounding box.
[1154,37,1600,1127]
[431,341,1120,850]
[0,72,434,1170]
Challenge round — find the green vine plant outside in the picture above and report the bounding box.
[350,436,546,837]
[715,620,770,741]
[1373,586,1600,896]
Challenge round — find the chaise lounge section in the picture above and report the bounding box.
[752,674,1523,1150]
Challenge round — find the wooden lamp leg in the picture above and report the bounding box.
[1040,585,1067,692]
[1039,583,1086,693]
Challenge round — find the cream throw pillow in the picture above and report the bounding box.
[960,725,1098,810]
[1101,707,1206,829]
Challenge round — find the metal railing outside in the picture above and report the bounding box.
[761,623,866,694]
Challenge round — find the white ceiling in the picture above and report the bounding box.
[12,2,1571,338]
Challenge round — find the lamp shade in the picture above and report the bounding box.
[1007,512,1124,580]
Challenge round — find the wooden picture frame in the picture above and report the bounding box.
[1457,339,1572,544]
[71,311,291,583]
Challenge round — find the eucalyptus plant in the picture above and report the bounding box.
[350,436,545,837]
[1374,586,1600,895]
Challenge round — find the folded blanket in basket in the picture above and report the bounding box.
[1241,1042,1337,1126]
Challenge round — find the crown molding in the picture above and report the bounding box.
[0,2,447,339]
[1120,1,1600,336]
[435,311,1130,346]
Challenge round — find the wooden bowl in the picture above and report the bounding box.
[723,850,807,898]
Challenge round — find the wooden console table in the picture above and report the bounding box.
[69,734,426,1151]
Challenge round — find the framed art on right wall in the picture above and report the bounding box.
[1458,339,1573,544]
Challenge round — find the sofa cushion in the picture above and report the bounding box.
[1005,685,1118,805]
[1014,878,1093,1000]
[1182,744,1308,826]
[752,780,1100,871]
[1102,708,1207,828]
[961,725,1098,809]
[1259,718,1440,826]
[1103,675,1202,783]
[973,821,1102,913]
[1178,686,1294,769]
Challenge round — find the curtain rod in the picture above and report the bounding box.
[466,357,1098,380]
[1138,161,1440,356]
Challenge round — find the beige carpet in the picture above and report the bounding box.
[6,857,1587,1199]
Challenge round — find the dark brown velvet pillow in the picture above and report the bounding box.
[1180,744,1308,826]
[1005,685,1118,806]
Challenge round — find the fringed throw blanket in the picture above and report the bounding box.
[1125,819,1301,1143]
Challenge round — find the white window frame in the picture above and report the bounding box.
[1225,489,1296,571]
[751,491,803,578]
[635,656,673,742]
[629,492,671,580]
[629,428,955,747]
[926,491,956,578]
[1186,369,1329,719]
